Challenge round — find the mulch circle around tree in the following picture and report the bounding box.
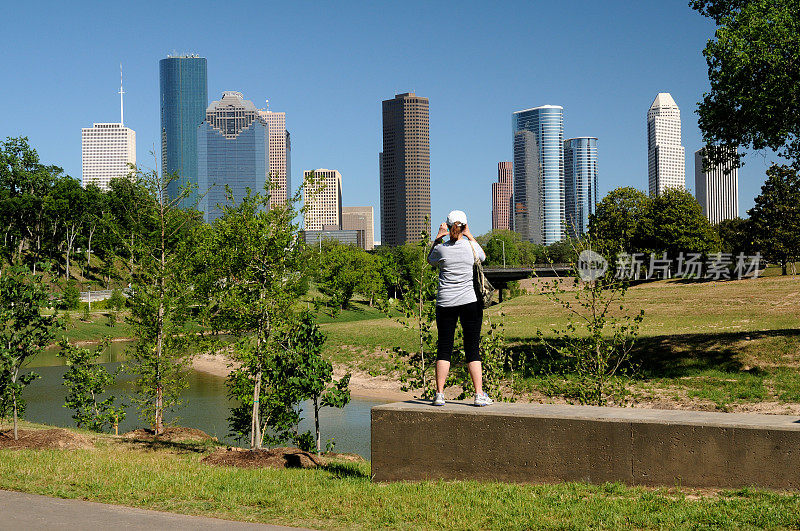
[0,428,95,450]
[121,427,217,443]
[202,447,366,469]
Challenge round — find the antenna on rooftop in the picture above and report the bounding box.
[118,63,125,126]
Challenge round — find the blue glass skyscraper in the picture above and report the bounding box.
[197,92,269,222]
[564,137,598,238]
[512,105,564,245]
[160,55,208,208]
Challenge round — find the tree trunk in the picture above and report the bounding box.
[12,367,18,440]
[314,395,321,455]
[782,261,788,276]
[251,369,262,450]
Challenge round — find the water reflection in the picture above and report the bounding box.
[22,353,388,458]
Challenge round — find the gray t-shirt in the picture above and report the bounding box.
[427,237,486,307]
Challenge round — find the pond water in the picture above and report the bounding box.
[21,342,389,458]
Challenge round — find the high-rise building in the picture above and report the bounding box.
[160,55,208,208]
[82,70,135,191]
[647,93,685,196]
[197,91,269,223]
[512,105,564,245]
[694,147,739,224]
[342,206,375,250]
[81,123,136,191]
[257,106,291,206]
[491,161,513,231]
[380,93,430,246]
[564,137,598,238]
[303,169,342,230]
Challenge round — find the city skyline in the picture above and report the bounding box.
[2,1,779,237]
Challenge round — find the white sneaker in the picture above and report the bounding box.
[474,392,493,407]
[432,392,445,406]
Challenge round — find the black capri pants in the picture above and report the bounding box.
[435,300,483,363]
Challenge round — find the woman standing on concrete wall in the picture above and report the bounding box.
[427,210,492,407]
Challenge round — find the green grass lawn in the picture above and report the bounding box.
[0,423,798,530]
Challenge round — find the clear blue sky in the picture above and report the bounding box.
[1,0,776,238]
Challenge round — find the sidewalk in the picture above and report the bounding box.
[0,490,308,530]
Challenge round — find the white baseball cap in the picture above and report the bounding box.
[446,210,468,227]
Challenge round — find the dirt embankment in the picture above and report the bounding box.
[0,428,95,450]
[192,352,414,402]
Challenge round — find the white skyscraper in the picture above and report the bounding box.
[257,106,291,207]
[647,93,685,196]
[82,69,135,191]
[695,148,739,224]
[303,169,342,230]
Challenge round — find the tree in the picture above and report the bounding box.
[286,311,350,455]
[477,230,521,267]
[390,225,438,397]
[58,339,126,433]
[126,165,196,435]
[716,217,752,256]
[0,137,65,271]
[540,243,644,406]
[748,164,800,274]
[47,176,86,279]
[588,187,649,255]
[691,0,800,169]
[316,242,370,310]
[201,183,309,450]
[634,188,719,264]
[0,264,60,439]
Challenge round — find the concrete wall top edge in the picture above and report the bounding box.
[372,401,800,430]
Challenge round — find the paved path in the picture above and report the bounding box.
[0,490,308,530]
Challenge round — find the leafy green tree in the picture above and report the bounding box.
[390,224,438,397]
[588,187,649,254]
[58,339,126,433]
[201,183,309,450]
[0,137,65,272]
[477,230,520,267]
[47,176,86,278]
[60,278,80,310]
[540,241,644,406]
[286,312,350,455]
[316,242,369,310]
[83,184,107,274]
[716,217,752,256]
[748,164,800,274]
[546,240,577,264]
[634,188,719,263]
[691,0,800,168]
[126,166,196,435]
[0,263,60,439]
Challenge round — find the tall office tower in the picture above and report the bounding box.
[82,71,136,191]
[647,92,685,196]
[257,106,291,206]
[512,105,564,245]
[491,161,513,231]
[564,137,598,238]
[342,206,375,250]
[694,147,739,224]
[81,123,136,191]
[380,93,430,246]
[160,54,208,208]
[303,169,342,230]
[197,92,269,222]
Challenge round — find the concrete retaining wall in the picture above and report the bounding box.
[371,401,800,489]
